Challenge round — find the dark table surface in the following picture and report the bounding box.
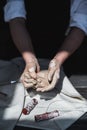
[14,75,87,130]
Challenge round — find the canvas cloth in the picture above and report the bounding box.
[0,57,87,130]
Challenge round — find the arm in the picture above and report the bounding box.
[9,18,40,81]
[4,0,40,83]
[49,0,87,80]
[54,27,85,66]
[9,17,40,79]
[9,18,36,64]
[36,27,85,92]
[37,0,87,92]
[53,0,87,66]
[4,0,37,64]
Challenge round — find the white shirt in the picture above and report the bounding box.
[4,0,87,35]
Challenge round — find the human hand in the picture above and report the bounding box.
[21,70,49,89]
[36,58,60,92]
[35,70,50,91]
[48,58,60,82]
[20,58,40,88]
[34,68,60,92]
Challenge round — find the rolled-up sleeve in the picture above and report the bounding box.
[4,0,26,22]
[69,0,87,35]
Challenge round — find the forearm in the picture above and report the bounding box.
[9,18,35,63]
[54,27,85,66]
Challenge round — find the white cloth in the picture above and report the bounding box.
[0,57,25,130]
[4,0,26,22]
[18,65,87,130]
[0,57,87,130]
[0,83,25,130]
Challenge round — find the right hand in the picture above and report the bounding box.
[36,58,60,92]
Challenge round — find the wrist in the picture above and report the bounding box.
[53,57,62,67]
[53,52,68,66]
[22,52,37,64]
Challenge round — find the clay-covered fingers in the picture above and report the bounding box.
[25,58,40,79]
[23,81,34,88]
[27,62,37,79]
[48,59,57,81]
[48,58,60,81]
[36,70,59,92]
[24,78,37,85]
[23,75,37,88]
[20,61,37,82]
[35,78,49,89]
[20,58,40,88]
[34,70,49,90]
[21,71,37,89]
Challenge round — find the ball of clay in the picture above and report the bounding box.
[36,70,50,87]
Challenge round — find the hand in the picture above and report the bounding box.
[48,58,60,81]
[34,70,50,91]
[20,58,40,88]
[35,69,60,92]
[36,58,60,92]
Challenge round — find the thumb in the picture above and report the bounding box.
[51,69,60,87]
[48,68,55,81]
[28,66,37,79]
[40,70,60,92]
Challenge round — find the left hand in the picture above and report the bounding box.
[48,58,60,82]
[35,59,60,92]
[41,58,60,92]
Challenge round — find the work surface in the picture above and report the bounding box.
[14,75,87,130]
[0,58,87,130]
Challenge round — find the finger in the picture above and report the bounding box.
[49,69,60,89]
[34,83,43,89]
[48,59,56,81]
[37,78,42,83]
[24,78,37,85]
[48,68,55,81]
[20,72,25,81]
[28,66,37,79]
[35,83,45,89]
[36,63,40,72]
[20,72,30,82]
[34,84,38,89]
[35,83,50,92]
[24,72,31,79]
[35,84,47,91]
[39,85,52,92]
[40,71,59,92]
[23,82,34,88]
[49,59,56,68]
[20,75,24,82]
[56,69,60,79]
[36,87,44,92]
[30,72,37,79]
[29,79,37,85]
[36,85,52,92]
